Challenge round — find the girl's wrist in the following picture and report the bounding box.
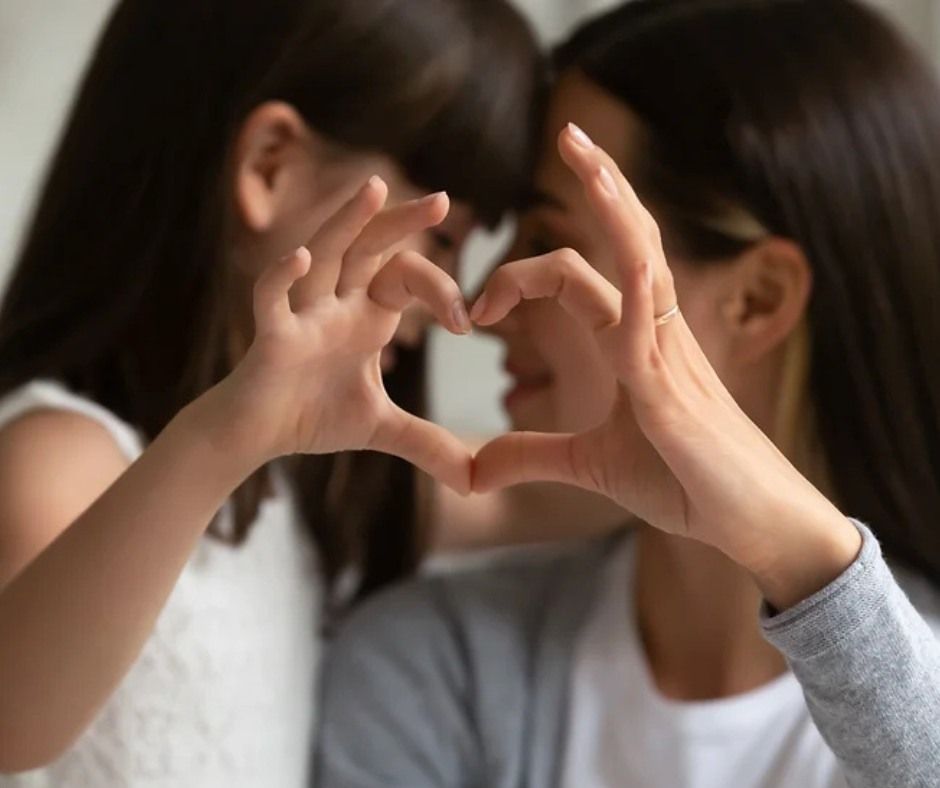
[170,387,270,489]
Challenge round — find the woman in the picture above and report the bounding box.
[314,1,940,786]
[0,0,543,783]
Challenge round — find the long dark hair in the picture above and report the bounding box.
[558,0,940,582]
[0,0,545,600]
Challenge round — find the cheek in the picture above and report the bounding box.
[530,302,618,432]
[670,265,733,377]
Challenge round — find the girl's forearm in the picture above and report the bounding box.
[0,394,257,771]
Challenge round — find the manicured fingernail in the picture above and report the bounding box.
[470,293,488,322]
[453,300,471,333]
[282,246,306,262]
[421,191,448,204]
[568,122,594,149]
[367,175,384,190]
[597,166,619,198]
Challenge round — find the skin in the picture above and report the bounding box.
[0,101,477,770]
[472,73,862,700]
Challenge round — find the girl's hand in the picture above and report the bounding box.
[205,176,473,494]
[471,127,861,608]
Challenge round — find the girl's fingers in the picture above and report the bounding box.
[336,192,450,295]
[252,247,311,336]
[370,406,473,495]
[292,176,388,308]
[470,248,621,332]
[557,124,678,318]
[472,431,598,495]
[367,250,471,335]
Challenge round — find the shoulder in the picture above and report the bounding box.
[323,537,614,696]
[0,401,131,583]
[0,380,139,499]
[0,406,129,493]
[316,539,614,784]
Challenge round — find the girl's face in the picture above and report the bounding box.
[230,102,477,373]
[493,73,738,434]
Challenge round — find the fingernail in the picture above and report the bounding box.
[470,293,488,322]
[282,246,306,262]
[568,122,594,149]
[453,300,471,333]
[367,175,384,190]
[597,166,619,198]
[421,191,448,204]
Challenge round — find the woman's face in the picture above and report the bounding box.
[493,73,735,434]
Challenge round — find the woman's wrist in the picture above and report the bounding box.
[735,496,863,612]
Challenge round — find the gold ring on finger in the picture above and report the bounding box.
[653,304,680,326]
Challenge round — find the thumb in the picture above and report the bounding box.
[472,431,601,495]
[370,405,473,495]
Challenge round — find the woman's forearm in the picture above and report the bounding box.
[0,394,256,771]
[762,522,940,786]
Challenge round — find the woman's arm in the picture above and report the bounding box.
[471,125,940,782]
[0,178,473,771]
[761,521,940,788]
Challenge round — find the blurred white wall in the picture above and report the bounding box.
[0,0,936,434]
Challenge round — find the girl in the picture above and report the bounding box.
[314,1,940,786]
[0,0,543,784]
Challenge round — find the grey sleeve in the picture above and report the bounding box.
[761,521,940,788]
[312,581,478,788]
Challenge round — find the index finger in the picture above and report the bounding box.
[556,123,676,315]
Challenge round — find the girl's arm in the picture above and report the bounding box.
[0,178,473,771]
[0,397,257,770]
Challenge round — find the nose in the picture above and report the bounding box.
[475,300,525,339]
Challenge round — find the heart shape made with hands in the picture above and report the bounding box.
[365,123,675,507]
[335,124,861,609]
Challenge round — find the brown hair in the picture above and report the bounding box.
[557,0,940,581]
[0,0,545,602]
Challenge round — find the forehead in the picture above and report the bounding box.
[535,71,643,207]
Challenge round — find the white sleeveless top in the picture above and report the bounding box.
[0,381,323,788]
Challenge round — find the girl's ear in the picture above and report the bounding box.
[720,237,813,364]
[232,101,317,232]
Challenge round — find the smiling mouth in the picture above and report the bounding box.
[503,360,554,410]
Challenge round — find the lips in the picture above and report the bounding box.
[503,358,553,410]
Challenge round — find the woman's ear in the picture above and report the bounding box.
[720,237,812,363]
[232,101,317,232]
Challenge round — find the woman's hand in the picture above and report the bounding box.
[471,126,861,609]
[203,176,473,493]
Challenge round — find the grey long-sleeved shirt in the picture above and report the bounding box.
[314,523,940,787]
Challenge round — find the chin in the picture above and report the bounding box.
[504,393,556,434]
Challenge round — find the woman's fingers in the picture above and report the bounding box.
[470,248,621,332]
[292,176,388,309]
[368,250,471,335]
[336,192,450,295]
[557,124,677,318]
[472,431,598,495]
[252,247,311,336]
[370,405,473,495]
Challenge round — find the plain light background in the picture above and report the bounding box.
[0,0,935,434]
